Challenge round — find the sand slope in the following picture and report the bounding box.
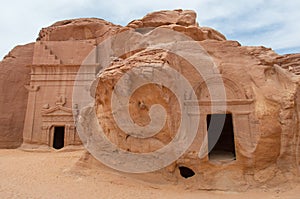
[0,149,299,199]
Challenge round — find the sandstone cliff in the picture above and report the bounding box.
[0,17,121,148]
[0,44,34,148]
[1,9,300,191]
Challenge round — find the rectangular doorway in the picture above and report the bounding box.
[206,114,236,161]
[53,126,65,149]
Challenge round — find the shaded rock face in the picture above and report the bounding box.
[0,43,34,148]
[1,9,300,190]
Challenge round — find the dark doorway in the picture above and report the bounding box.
[179,166,195,178]
[207,114,236,161]
[53,126,65,149]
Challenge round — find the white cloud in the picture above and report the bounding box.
[0,0,299,59]
[197,0,300,52]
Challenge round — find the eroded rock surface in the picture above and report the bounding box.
[37,18,121,42]
[127,9,226,41]
[93,38,300,190]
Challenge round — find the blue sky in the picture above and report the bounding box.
[1,0,299,59]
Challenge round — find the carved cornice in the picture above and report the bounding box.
[42,105,73,116]
[184,99,254,106]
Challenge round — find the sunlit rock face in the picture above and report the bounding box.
[1,9,300,191]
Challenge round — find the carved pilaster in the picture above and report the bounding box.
[23,84,40,143]
[41,125,51,145]
[65,124,70,145]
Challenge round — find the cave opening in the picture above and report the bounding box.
[53,126,65,149]
[207,114,236,161]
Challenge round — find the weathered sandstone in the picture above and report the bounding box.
[0,9,299,191]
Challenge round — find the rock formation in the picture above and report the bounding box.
[37,18,122,42]
[0,17,121,148]
[0,9,300,191]
[0,43,34,148]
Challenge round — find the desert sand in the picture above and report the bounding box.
[0,149,299,199]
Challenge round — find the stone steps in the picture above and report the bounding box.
[33,41,62,65]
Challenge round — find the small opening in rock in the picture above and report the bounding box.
[53,126,65,149]
[62,20,72,25]
[179,166,195,178]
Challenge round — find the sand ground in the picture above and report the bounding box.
[0,149,299,199]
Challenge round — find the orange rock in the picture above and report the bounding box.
[0,9,300,191]
[0,43,34,148]
[37,18,121,41]
[127,9,197,28]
